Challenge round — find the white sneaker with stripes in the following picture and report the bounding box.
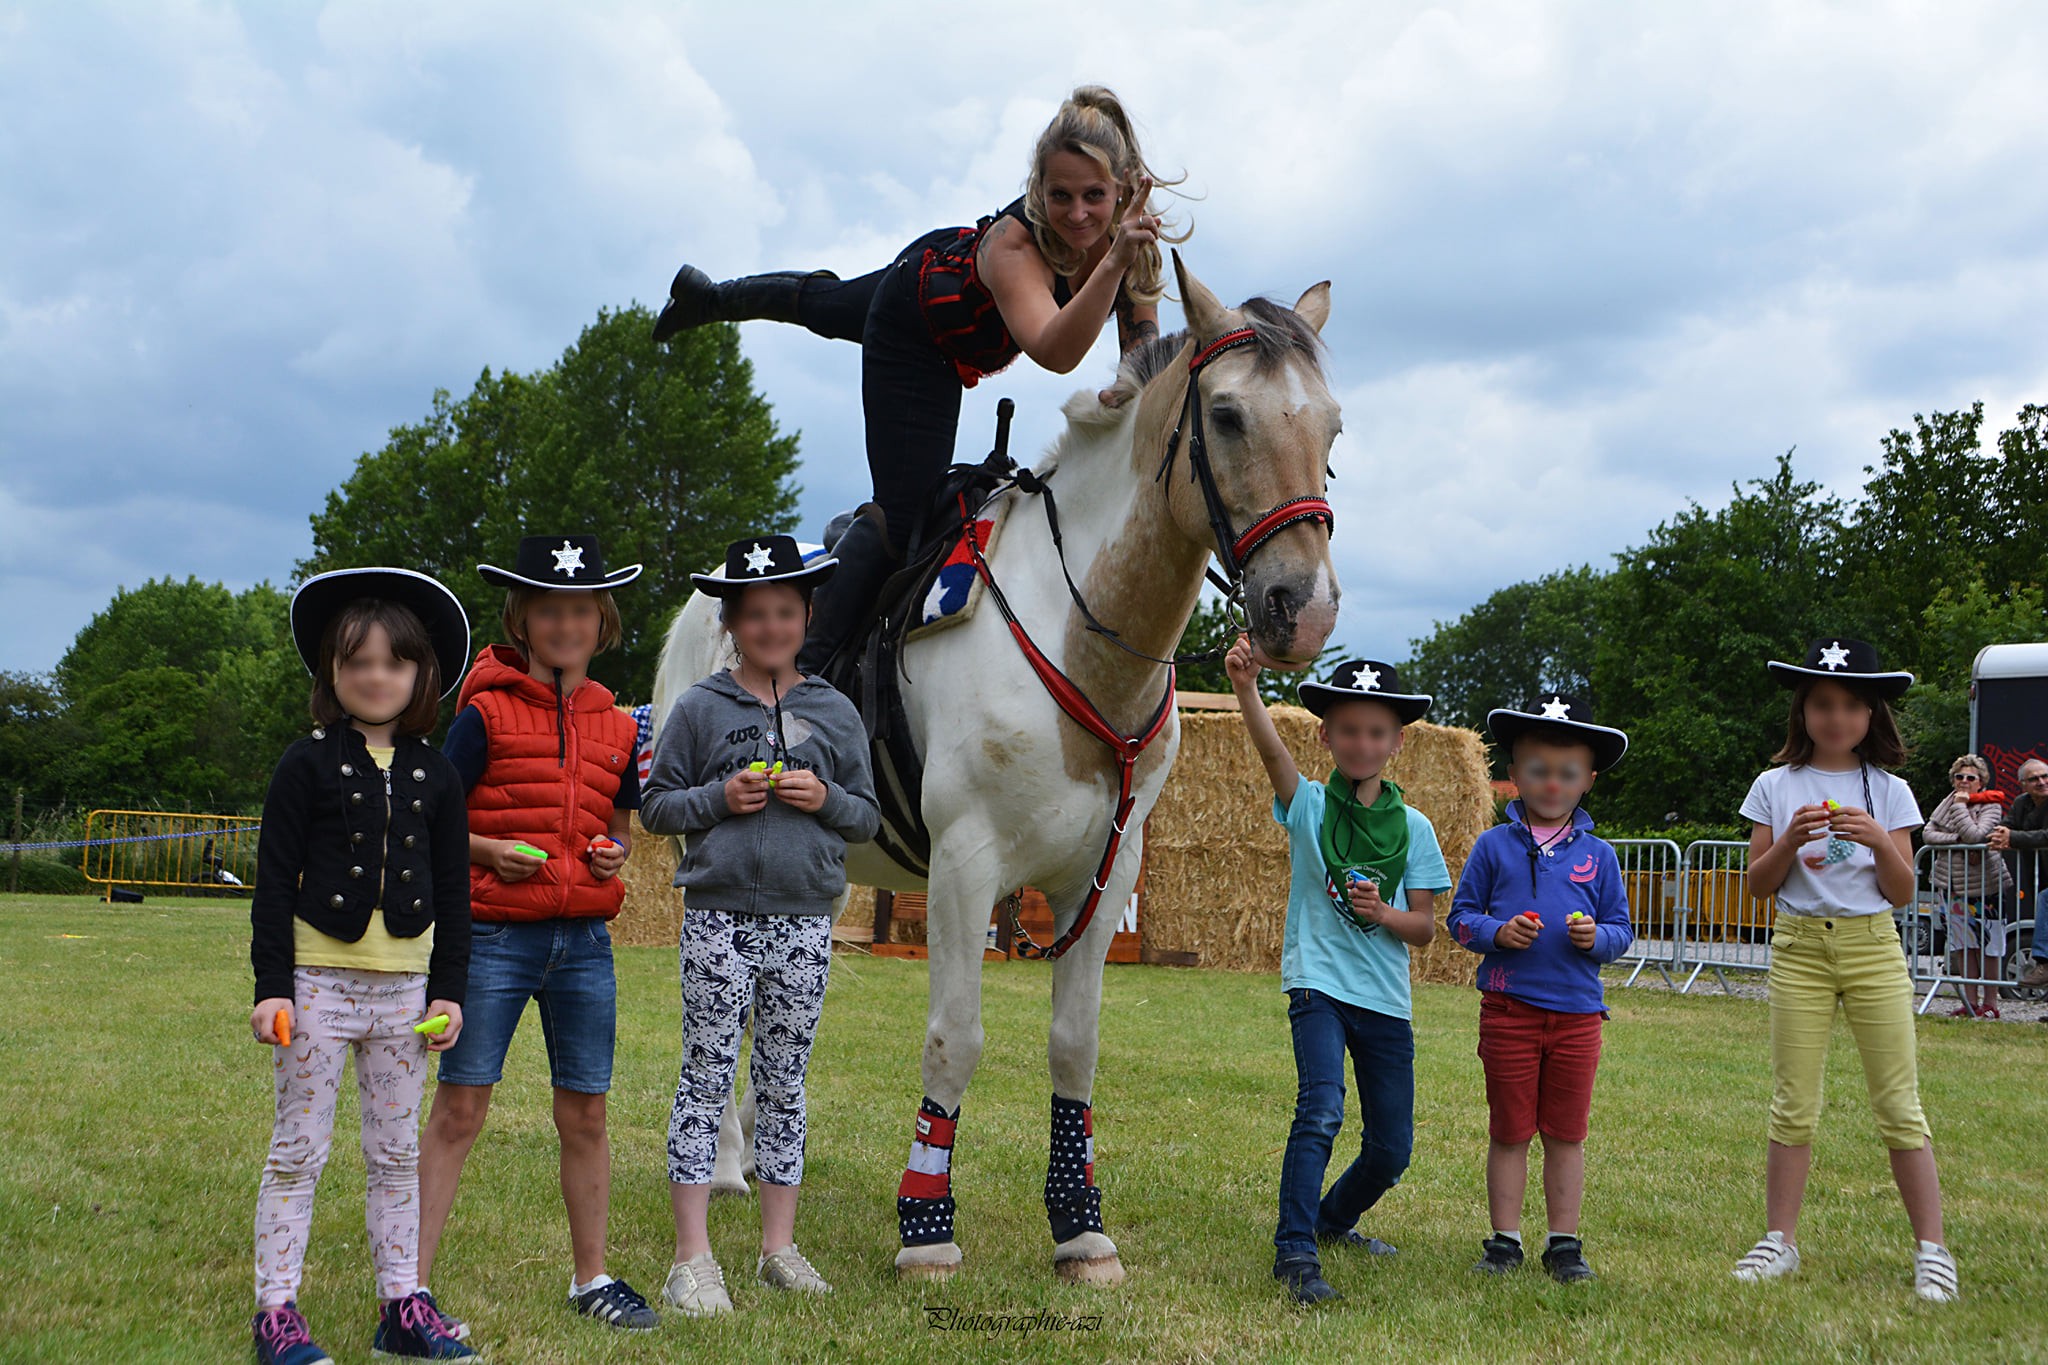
[662,1254,734,1317]
[758,1243,832,1294]
[1914,1242,1959,1303]
[1731,1231,1800,1282]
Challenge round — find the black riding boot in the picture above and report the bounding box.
[651,267,838,343]
[798,506,901,677]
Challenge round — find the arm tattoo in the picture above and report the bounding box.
[1115,291,1158,354]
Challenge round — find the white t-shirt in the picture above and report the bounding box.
[1739,763,1922,916]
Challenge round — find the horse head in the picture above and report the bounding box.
[1118,254,1341,669]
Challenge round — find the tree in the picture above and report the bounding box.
[50,578,303,811]
[302,306,801,703]
[0,671,82,812]
[1895,579,2048,799]
[1404,566,1608,747]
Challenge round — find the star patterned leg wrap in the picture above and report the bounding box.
[897,1096,959,1247]
[1044,1094,1104,1243]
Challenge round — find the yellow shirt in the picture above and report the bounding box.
[293,744,436,975]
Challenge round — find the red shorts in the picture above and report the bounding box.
[1476,993,1604,1144]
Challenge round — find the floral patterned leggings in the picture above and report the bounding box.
[254,965,428,1308]
[667,910,832,1187]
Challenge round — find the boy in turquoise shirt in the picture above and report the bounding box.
[1226,641,1452,1306]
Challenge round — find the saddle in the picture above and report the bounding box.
[816,415,1024,876]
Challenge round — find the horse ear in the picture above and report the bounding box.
[1293,281,1332,334]
[1172,249,1227,339]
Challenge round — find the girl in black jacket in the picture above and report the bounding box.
[247,568,479,1364]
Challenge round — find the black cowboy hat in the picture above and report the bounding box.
[690,534,838,598]
[1298,659,1433,724]
[1487,692,1629,772]
[1766,637,1914,699]
[477,534,643,591]
[290,567,472,698]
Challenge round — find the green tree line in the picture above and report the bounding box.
[1403,403,2048,830]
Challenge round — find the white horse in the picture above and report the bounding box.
[652,256,1342,1283]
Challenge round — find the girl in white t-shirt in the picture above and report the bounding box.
[1727,639,1956,1303]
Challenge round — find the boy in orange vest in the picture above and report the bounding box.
[414,535,660,1334]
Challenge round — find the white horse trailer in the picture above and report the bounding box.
[1971,641,2048,789]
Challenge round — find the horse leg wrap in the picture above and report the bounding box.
[897,1097,959,1247]
[1044,1094,1105,1243]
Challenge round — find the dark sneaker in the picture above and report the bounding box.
[1472,1234,1526,1275]
[1318,1228,1399,1256]
[372,1291,477,1359]
[415,1289,468,1342]
[252,1303,333,1365]
[1274,1255,1341,1305]
[1542,1235,1597,1284]
[571,1277,660,1331]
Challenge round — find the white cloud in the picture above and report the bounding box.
[4,0,2048,676]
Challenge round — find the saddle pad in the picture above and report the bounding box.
[907,495,1010,641]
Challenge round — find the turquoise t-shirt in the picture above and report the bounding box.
[1274,778,1452,1019]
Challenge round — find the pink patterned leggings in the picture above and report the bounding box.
[254,965,429,1308]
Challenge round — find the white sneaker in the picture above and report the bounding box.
[758,1243,832,1294]
[1914,1242,1959,1303]
[1732,1231,1800,1282]
[662,1253,734,1317]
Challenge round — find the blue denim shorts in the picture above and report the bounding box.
[436,918,617,1094]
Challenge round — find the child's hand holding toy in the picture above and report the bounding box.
[1567,909,1596,951]
[771,766,829,814]
[1346,872,1388,926]
[252,998,293,1046]
[724,766,772,814]
[418,1001,463,1052]
[588,834,627,881]
[487,838,548,882]
[1496,910,1541,950]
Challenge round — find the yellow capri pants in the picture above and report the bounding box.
[1768,912,1932,1151]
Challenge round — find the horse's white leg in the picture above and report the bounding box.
[893,833,1000,1281]
[711,1082,749,1196]
[1045,843,1140,1288]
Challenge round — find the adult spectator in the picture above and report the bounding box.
[1921,754,2010,1017]
[2001,759,2048,989]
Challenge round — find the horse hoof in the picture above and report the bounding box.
[1053,1232,1125,1287]
[709,1178,750,1199]
[896,1243,964,1281]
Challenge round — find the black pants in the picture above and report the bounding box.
[791,230,965,550]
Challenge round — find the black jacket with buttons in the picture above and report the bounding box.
[250,724,471,1006]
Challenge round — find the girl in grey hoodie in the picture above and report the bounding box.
[641,535,879,1315]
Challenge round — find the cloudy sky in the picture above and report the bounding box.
[4,1,2045,679]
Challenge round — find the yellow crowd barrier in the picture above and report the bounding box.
[81,809,261,901]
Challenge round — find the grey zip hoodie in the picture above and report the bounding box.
[640,669,880,917]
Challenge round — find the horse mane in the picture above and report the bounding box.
[1063,295,1327,431]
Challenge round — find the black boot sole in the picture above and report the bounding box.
[652,265,716,342]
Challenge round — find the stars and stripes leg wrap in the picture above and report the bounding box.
[897,1097,959,1247]
[1044,1094,1104,1243]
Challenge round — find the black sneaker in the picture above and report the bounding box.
[371,1291,476,1359]
[1472,1234,1525,1275]
[1317,1227,1398,1256]
[414,1289,468,1342]
[1274,1255,1341,1305]
[570,1277,660,1331]
[1542,1235,1596,1283]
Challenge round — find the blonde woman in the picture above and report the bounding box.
[651,85,1186,671]
[1922,753,2011,1017]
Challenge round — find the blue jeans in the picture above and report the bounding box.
[436,918,617,1093]
[1274,988,1416,1264]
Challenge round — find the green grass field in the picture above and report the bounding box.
[1,895,2042,1363]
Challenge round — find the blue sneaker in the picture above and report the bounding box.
[373,1290,478,1359]
[414,1288,469,1342]
[252,1303,334,1365]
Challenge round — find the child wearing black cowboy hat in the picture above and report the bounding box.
[415,534,660,1336]
[1224,641,1454,1307]
[1448,693,1633,1285]
[642,535,880,1316]
[1729,638,1957,1303]
[249,567,477,1363]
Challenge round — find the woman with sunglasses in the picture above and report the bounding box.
[1920,754,2010,1018]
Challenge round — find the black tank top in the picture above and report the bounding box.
[915,198,1077,388]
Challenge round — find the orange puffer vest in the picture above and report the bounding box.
[458,644,637,922]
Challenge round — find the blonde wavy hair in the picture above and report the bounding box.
[1021,85,1187,306]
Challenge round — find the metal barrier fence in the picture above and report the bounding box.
[1905,841,2044,1017]
[80,809,260,901]
[1603,835,2048,1009]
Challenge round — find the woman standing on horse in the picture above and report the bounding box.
[651,84,1184,672]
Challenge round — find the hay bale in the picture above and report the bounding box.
[612,815,880,949]
[1141,704,1494,985]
